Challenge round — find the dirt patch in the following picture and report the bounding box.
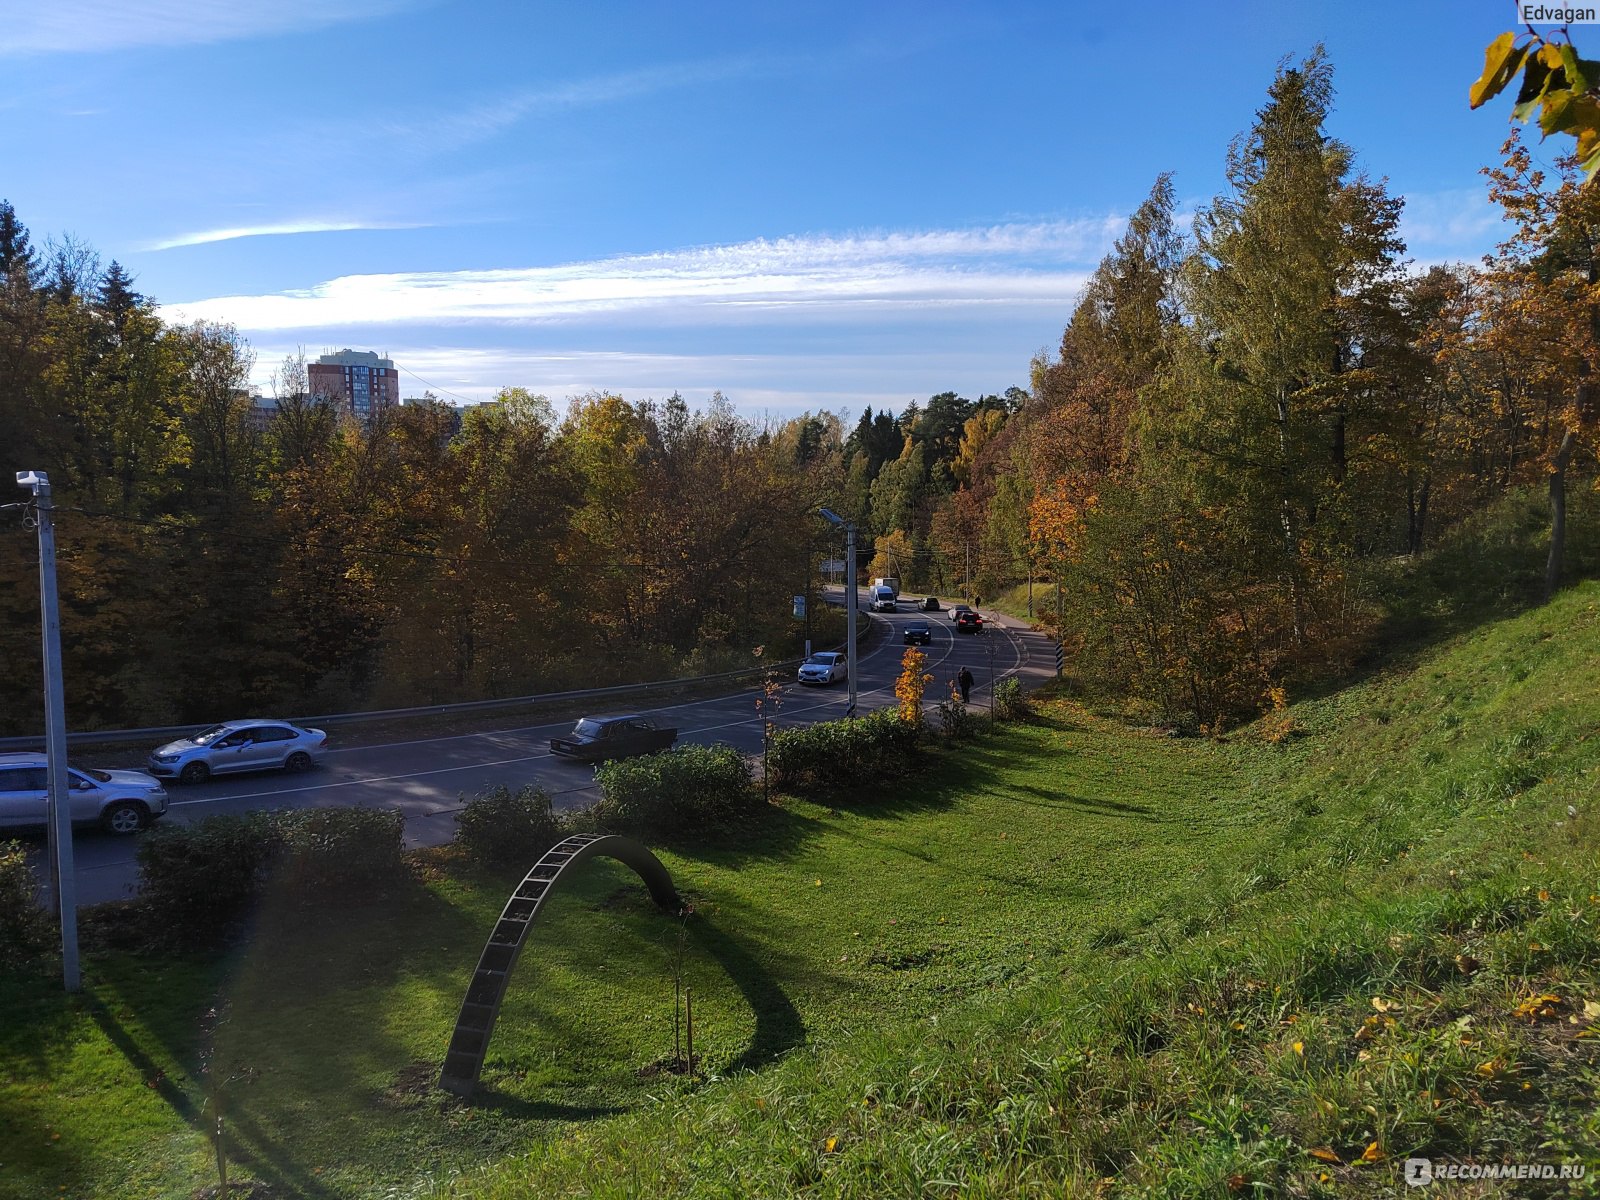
[377,1060,440,1111]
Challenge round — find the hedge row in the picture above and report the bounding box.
[137,806,411,943]
[592,743,754,835]
[767,709,923,794]
[454,785,565,871]
[0,841,50,968]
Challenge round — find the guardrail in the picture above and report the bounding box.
[0,600,878,752]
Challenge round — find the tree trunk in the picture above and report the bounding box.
[1406,474,1430,556]
[1544,429,1576,601]
[1276,383,1306,645]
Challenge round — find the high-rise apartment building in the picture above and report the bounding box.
[308,349,400,420]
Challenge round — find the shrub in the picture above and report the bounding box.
[455,785,565,871]
[993,677,1029,722]
[274,806,410,901]
[138,806,411,941]
[137,812,284,938]
[594,744,754,835]
[0,841,50,968]
[768,709,923,794]
[938,696,985,740]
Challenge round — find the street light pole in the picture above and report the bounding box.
[845,521,857,718]
[818,508,858,719]
[17,470,80,993]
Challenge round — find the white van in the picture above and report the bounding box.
[870,585,898,612]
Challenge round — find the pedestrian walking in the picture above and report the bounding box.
[958,666,974,704]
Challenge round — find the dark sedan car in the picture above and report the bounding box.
[920,596,941,611]
[550,715,677,763]
[903,621,933,645]
[956,610,985,634]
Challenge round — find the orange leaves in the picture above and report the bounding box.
[1027,477,1096,564]
[1511,992,1566,1021]
[894,647,933,723]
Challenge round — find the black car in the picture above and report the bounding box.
[956,611,984,634]
[550,715,677,763]
[903,621,933,645]
[920,596,941,611]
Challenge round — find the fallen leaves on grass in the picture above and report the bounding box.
[1511,993,1565,1021]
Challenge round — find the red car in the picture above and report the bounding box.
[956,611,984,634]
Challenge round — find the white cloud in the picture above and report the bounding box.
[245,343,1027,418]
[160,221,1108,332]
[1399,188,1505,255]
[143,218,432,251]
[4,0,409,56]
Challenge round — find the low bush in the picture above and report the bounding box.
[274,806,410,901]
[767,709,923,794]
[454,785,565,872]
[137,812,283,939]
[992,677,1029,721]
[0,840,50,968]
[594,744,754,835]
[937,696,985,739]
[138,806,412,941]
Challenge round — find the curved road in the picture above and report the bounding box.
[52,596,1057,904]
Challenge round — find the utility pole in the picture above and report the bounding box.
[986,627,996,717]
[845,521,858,718]
[17,471,80,993]
[818,508,858,719]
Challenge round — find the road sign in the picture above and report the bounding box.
[1054,642,1064,675]
[793,595,806,619]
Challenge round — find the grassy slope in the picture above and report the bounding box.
[442,583,1600,1198]
[1,583,1596,1199]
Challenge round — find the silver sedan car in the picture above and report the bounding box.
[147,720,328,784]
[0,754,169,835]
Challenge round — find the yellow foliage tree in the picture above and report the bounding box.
[894,646,933,723]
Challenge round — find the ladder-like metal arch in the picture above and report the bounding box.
[439,833,684,1098]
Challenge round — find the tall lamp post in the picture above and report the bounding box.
[16,470,80,992]
[817,508,857,718]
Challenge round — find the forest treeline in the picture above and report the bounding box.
[2,51,1596,734]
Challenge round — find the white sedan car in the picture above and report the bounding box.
[148,720,328,784]
[797,651,848,685]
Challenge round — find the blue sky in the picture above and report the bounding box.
[1,1,1545,417]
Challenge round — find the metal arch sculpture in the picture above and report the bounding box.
[439,833,683,1099]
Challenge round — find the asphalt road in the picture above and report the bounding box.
[35,595,1056,905]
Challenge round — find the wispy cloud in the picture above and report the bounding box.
[1399,188,1505,258]
[5,0,410,57]
[160,221,1111,332]
[246,343,1026,416]
[143,218,433,251]
[312,55,778,159]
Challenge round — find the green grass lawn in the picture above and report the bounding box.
[3,583,1598,1198]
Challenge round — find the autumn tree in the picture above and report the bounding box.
[1476,134,1600,597]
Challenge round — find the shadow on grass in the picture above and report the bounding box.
[689,910,806,1073]
[1005,783,1158,820]
[83,993,338,1200]
[471,1091,628,1120]
[658,722,1067,871]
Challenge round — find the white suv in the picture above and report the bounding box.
[0,754,170,835]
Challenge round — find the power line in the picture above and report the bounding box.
[396,362,482,407]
